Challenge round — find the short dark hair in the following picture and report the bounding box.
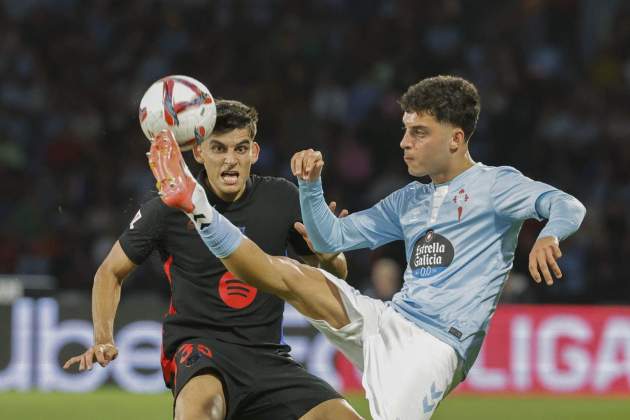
[212,99,259,140]
[399,75,481,141]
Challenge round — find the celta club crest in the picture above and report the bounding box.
[452,188,469,222]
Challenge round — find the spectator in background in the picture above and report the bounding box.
[365,257,402,301]
[1,0,629,304]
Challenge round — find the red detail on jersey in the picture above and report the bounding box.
[197,344,213,358]
[178,343,194,365]
[168,301,176,316]
[163,255,174,285]
[453,188,470,222]
[218,271,257,309]
[160,343,177,389]
[163,255,176,315]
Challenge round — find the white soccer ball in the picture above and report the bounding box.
[138,75,216,151]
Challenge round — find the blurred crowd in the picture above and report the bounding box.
[1,0,629,304]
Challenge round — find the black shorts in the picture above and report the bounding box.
[164,338,342,420]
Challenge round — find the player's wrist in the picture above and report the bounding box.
[297,177,322,188]
[94,338,115,347]
[536,233,559,243]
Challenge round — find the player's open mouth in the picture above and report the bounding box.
[221,170,239,186]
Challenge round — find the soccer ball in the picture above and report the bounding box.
[138,75,217,151]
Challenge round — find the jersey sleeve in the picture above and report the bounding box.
[299,178,404,252]
[535,190,586,241]
[281,179,314,256]
[491,166,558,221]
[118,198,165,265]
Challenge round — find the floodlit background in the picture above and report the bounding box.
[1,0,629,419]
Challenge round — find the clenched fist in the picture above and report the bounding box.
[291,149,324,182]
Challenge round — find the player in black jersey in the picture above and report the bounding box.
[64,100,362,420]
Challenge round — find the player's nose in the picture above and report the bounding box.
[400,133,412,149]
[224,151,238,164]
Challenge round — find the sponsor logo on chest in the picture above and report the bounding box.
[410,229,454,278]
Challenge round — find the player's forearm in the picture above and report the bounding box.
[92,267,122,344]
[536,190,586,241]
[298,178,369,253]
[297,178,340,252]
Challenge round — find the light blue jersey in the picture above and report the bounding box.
[299,163,586,374]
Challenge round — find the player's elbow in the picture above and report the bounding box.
[95,260,126,287]
[570,196,587,228]
[273,257,311,301]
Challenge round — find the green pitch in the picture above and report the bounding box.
[1,390,629,420]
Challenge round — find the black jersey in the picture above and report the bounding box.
[119,172,313,360]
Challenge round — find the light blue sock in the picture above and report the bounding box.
[187,184,244,258]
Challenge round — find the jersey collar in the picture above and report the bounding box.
[431,162,483,190]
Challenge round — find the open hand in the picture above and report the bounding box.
[529,236,563,285]
[63,343,118,371]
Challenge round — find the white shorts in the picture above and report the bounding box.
[308,270,462,420]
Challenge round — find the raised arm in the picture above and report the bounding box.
[291,149,403,253]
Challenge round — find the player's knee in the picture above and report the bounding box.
[175,374,226,420]
[274,257,307,297]
[175,393,225,420]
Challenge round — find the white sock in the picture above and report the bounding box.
[186,182,215,230]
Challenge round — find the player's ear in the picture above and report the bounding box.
[192,142,204,164]
[250,141,260,164]
[449,128,466,151]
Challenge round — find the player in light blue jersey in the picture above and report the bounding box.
[290,75,586,418]
[147,76,585,420]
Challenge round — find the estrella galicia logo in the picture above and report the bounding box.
[410,229,454,277]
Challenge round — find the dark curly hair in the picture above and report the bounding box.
[212,99,259,140]
[399,75,481,142]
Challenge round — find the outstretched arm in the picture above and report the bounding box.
[291,149,403,253]
[296,201,350,279]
